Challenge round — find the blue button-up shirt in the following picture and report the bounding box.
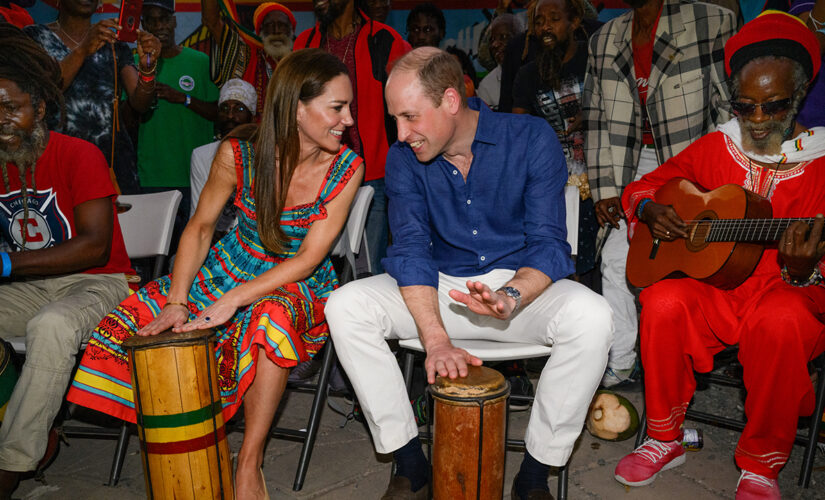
[382,97,573,288]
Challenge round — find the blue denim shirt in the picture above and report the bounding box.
[382,98,573,288]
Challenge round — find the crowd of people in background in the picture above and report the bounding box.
[0,0,824,499]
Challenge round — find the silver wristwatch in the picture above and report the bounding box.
[496,286,522,312]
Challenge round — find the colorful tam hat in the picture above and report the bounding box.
[253,2,296,35]
[724,10,821,82]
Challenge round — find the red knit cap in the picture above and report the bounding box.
[253,2,296,34]
[725,10,821,82]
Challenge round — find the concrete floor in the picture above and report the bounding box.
[11,378,825,500]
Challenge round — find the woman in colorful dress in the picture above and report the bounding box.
[66,48,363,499]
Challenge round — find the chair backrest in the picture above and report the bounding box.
[116,191,183,259]
[331,185,374,259]
[564,185,579,256]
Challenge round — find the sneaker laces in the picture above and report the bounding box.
[632,438,678,463]
[738,471,775,489]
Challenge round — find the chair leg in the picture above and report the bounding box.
[557,464,568,500]
[634,407,648,448]
[403,351,415,396]
[799,356,825,488]
[107,423,131,486]
[292,340,335,491]
[152,255,168,280]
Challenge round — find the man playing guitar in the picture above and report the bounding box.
[613,11,825,500]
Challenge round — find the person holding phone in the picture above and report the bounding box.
[23,0,161,195]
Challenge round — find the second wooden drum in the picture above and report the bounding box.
[430,365,509,500]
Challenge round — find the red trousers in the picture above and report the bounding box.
[640,274,825,478]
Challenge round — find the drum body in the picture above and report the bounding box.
[124,329,233,500]
[430,365,509,500]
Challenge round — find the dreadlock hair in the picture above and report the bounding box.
[0,24,64,249]
[522,0,590,62]
[0,24,65,129]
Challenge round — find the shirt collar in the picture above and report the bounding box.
[468,97,497,146]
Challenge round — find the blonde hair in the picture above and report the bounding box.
[391,47,466,107]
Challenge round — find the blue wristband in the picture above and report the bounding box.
[636,198,653,219]
[0,252,10,278]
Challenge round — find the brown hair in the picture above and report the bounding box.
[391,47,466,107]
[251,48,348,253]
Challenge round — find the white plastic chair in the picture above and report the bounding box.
[330,185,374,283]
[116,190,183,279]
[398,184,581,500]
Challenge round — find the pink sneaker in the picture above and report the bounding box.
[735,470,781,500]
[614,438,686,486]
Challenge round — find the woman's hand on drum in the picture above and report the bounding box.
[175,294,239,333]
[137,304,189,336]
[425,341,483,384]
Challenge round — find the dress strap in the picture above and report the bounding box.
[320,146,363,203]
[229,139,256,213]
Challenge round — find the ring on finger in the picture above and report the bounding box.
[608,206,615,213]
[204,316,212,322]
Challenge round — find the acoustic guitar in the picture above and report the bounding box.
[626,178,818,289]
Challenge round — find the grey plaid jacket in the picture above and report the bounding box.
[583,0,736,202]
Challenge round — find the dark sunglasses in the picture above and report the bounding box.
[729,98,792,117]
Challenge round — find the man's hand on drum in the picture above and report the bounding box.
[137,303,189,336]
[595,197,624,228]
[449,280,516,320]
[175,293,240,333]
[779,214,825,279]
[424,340,483,384]
[639,200,688,241]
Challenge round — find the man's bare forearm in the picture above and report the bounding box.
[399,285,451,350]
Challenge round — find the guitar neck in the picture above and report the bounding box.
[702,217,818,243]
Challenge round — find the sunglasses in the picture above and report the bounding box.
[729,98,792,117]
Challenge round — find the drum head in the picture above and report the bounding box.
[124,328,215,349]
[430,365,508,401]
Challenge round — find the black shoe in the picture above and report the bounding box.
[510,473,554,500]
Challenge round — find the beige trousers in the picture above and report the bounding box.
[0,273,129,471]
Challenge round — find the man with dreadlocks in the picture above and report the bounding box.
[512,0,597,285]
[0,25,132,496]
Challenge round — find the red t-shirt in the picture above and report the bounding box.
[632,7,662,146]
[0,132,132,275]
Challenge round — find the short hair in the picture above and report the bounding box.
[406,2,446,35]
[392,47,466,107]
[489,13,523,34]
[0,24,65,127]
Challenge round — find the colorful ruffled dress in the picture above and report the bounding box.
[67,139,362,423]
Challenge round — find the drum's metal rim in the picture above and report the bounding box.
[123,328,215,349]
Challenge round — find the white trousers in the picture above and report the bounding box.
[326,269,613,466]
[600,147,659,370]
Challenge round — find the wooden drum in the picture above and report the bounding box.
[430,365,509,500]
[124,329,233,500]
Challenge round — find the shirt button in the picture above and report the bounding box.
[452,169,458,175]
[472,229,478,235]
[466,199,471,205]
[480,256,486,262]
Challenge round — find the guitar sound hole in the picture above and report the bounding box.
[686,212,717,252]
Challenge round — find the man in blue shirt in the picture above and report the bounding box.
[326,47,612,500]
